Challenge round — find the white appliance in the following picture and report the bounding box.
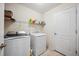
[4,36,30,56]
[30,33,47,56]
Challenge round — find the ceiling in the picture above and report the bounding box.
[20,3,61,14]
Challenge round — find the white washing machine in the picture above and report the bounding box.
[30,33,47,56]
[4,36,30,56]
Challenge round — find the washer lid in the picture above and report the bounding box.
[4,36,30,40]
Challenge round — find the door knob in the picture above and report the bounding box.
[54,33,57,35]
[0,43,7,49]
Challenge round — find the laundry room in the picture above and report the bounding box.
[0,3,79,56]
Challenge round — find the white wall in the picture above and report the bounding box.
[5,3,42,34]
[43,3,76,50]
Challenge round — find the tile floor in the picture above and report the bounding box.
[40,50,64,56]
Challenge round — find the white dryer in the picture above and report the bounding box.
[30,33,47,56]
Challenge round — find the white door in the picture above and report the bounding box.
[77,4,79,56]
[0,3,4,56]
[53,7,76,56]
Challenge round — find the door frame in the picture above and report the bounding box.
[0,3,4,56]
